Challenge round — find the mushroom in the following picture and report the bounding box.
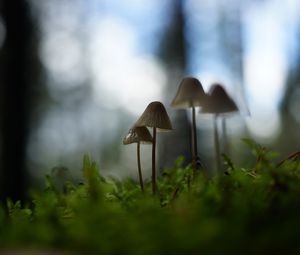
[201,83,238,173]
[171,77,206,172]
[123,126,153,192]
[135,101,173,194]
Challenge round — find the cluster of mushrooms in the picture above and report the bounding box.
[123,77,238,194]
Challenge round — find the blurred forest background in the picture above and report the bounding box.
[0,0,299,201]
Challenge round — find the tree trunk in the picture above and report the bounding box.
[0,0,34,202]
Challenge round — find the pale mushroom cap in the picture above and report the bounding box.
[201,84,238,114]
[123,126,153,145]
[134,101,173,130]
[171,77,206,108]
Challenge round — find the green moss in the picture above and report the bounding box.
[0,140,300,254]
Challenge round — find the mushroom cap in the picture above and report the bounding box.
[201,84,238,114]
[171,77,206,108]
[123,126,153,145]
[134,101,173,131]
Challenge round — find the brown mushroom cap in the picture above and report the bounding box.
[201,84,238,114]
[123,126,153,145]
[134,101,173,131]
[171,77,206,108]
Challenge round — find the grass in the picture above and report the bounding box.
[0,139,300,254]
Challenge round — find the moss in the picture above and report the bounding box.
[0,141,300,254]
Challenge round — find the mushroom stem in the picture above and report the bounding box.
[152,127,157,195]
[191,106,198,173]
[214,114,221,173]
[136,142,144,192]
[221,117,228,155]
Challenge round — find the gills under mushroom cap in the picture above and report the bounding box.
[171,77,206,108]
[201,84,238,114]
[134,101,173,130]
[123,126,153,145]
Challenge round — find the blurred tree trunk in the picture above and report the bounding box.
[158,0,192,169]
[0,0,35,202]
[218,0,244,82]
[278,25,300,153]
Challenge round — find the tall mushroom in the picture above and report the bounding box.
[123,126,153,192]
[171,77,206,172]
[135,101,173,194]
[201,84,238,173]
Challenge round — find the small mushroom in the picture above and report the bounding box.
[201,83,238,173]
[171,77,206,172]
[135,101,173,194]
[202,84,238,114]
[123,126,153,192]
